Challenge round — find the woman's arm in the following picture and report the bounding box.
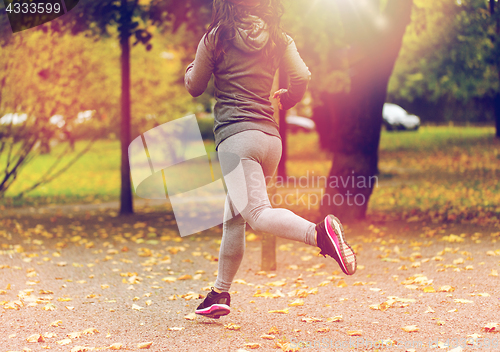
[274,36,311,110]
[184,33,215,97]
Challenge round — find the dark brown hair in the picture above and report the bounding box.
[204,0,289,63]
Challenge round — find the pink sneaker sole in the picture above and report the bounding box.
[195,304,230,319]
[325,215,357,275]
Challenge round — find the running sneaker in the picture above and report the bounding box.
[316,214,357,275]
[195,287,231,319]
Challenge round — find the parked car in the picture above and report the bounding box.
[286,115,315,133]
[382,103,420,131]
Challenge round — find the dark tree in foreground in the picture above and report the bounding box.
[490,0,500,138]
[313,0,413,220]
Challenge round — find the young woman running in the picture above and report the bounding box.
[185,0,357,319]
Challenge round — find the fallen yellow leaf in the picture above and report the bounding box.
[132,304,144,311]
[301,317,322,323]
[288,299,304,307]
[483,322,498,332]
[137,342,153,349]
[260,334,275,340]
[438,285,455,292]
[50,320,63,327]
[401,325,419,332]
[67,332,81,339]
[224,323,241,331]
[454,299,473,304]
[56,338,72,345]
[268,308,289,314]
[71,346,89,352]
[184,313,196,320]
[26,334,44,343]
[326,316,343,322]
[243,342,260,349]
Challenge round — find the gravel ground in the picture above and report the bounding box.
[0,207,499,352]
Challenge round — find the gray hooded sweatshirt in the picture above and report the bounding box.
[185,15,311,149]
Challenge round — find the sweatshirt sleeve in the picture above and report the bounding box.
[185,33,215,97]
[278,36,311,110]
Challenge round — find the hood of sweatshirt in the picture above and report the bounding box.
[233,15,269,53]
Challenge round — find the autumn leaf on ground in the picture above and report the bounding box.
[108,343,124,350]
[179,292,202,300]
[243,343,260,349]
[184,313,196,320]
[56,338,72,345]
[327,316,343,322]
[308,287,319,294]
[50,320,62,328]
[454,299,473,304]
[268,326,280,335]
[337,280,347,287]
[224,323,241,331]
[275,341,299,352]
[260,334,275,340]
[268,308,289,314]
[401,325,419,332]
[267,280,286,287]
[82,328,98,335]
[4,301,23,310]
[167,327,184,331]
[317,327,330,332]
[57,297,72,302]
[67,331,82,339]
[425,306,435,313]
[42,303,56,311]
[482,322,498,332]
[301,317,322,323]
[132,304,144,311]
[288,299,304,307]
[137,342,153,349]
[254,289,283,299]
[71,347,89,352]
[26,334,44,342]
[423,286,436,293]
[347,330,362,336]
[438,285,455,292]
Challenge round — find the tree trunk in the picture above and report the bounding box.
[318,0,413,221]
[277,68,288,179]
[119,0,134,215]
[260,70,282,271]
[495,92,500,139]
[493,0,500,139]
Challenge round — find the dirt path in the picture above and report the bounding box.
[1,207,499,352]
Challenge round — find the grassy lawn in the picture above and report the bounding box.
[1,126,498,220]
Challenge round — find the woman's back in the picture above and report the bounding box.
[184,1,311,148]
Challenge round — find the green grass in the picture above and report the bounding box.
[0,126,497,208]
[1,140,121,207]
[379,125,495,152]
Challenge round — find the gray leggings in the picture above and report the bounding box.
[214,129,317,292]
